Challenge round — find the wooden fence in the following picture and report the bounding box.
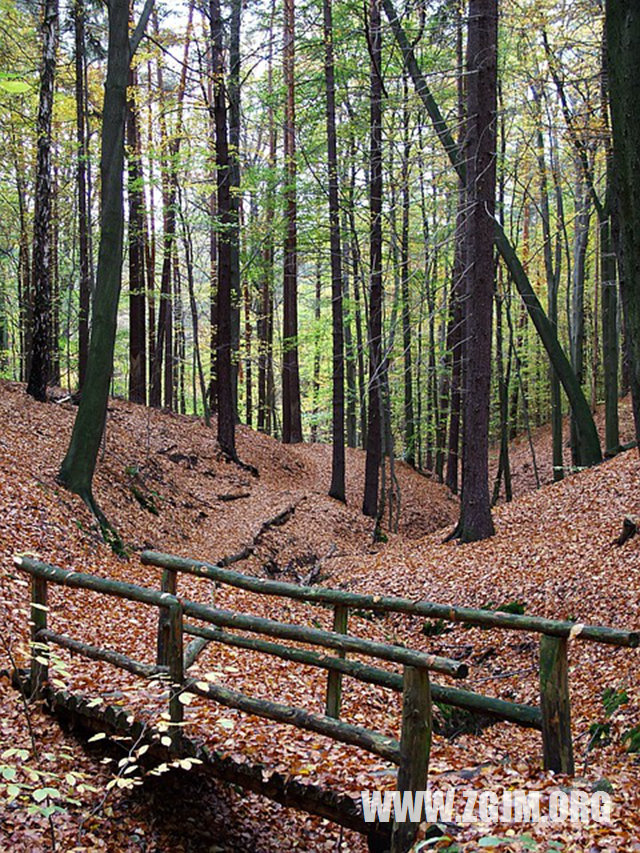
[14,552,638,853]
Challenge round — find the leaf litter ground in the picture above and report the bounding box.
[0,379,638,852]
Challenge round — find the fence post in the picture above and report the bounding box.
[157,568,178,666]
[167,602,184,746]
[539,634,574,774]
[325,605,348,718]
[390,665,432,853]
[30,575,49,700]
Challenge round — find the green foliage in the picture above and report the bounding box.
[622,724,640,753]
[0,748,92,827]
[586,686,629,751]
[497,600,527,615]
[421,618,452,637]
[602,686,628,716]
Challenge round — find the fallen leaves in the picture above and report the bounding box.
[0,381,639,851]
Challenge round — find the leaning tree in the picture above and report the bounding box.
[58,0,154,534]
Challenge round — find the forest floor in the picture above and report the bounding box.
[0,379,639,853]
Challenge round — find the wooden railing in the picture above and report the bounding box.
[15,555,467,853]
[141,549,639,780]
[15,552,639,852]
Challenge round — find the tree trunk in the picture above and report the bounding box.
[27,0,58,402]
[74,0,91,393]
[127,64,146,405]
[257,0,277,436]
[311,263,322,443]
[229,0,242,420]
[343,215,358,449]
[600,41,620,455]
[455,0,497,543]
[209,0,236,458]
[282,0,303,443]
[324,0,346,501]
[607,1,640,447]
[532,87,563,481]
[362,0,383,520]
[58,0,154,505]
[400,74,415,468]
[569,178,591,466]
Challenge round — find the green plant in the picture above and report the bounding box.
[622,724,640,753]
[585,687,629,757]
[422,618,452,637]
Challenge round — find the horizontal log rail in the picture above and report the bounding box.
[180,598,468,678]
[182,623,542,729]
[141,550,639,647]
[38,629,164,680]
[187,678,401,764]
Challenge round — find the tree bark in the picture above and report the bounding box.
[323,0,346,501]
[282,0,303,443]
[400,74,415,469]
[455,0,497,543]
[27,0,58,402]
[58,0,154,508]
[209,0,236,458]
[362,0,383,520]
[607,1,640,447]
[127,64,146,405]
[74,0,91,393]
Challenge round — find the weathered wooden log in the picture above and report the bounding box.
[188,678,401,764]
[430,683,542,730]
[168,603,184,740]
[183,622,542,729]
[539,635,574,774]
[391,666,431,853]
[38,629,161,679]
[184,636,211,670]
[157,568,177,666]
[15,557,179,610]
[326,605,348,718]
[141,551,639,647]
[180,598,467,678]
[30,574,48,700]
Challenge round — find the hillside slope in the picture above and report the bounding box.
[1,381,639,852]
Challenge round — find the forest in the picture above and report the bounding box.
[1,0,640,851]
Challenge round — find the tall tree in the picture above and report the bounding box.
[74,0,91,392]
[323,0,346,502]
[149,5,193,409]
[127,64,146,404]
[532,85,563,480]
[281,0,303,443]
[362,0,383,520]
[209,0,237,458]
[27,0,58,401]
[454,0,497,542]
[607,0,640,447]
[400,73,415,469]
[58,0,154,519]
[228,0,242,418]
[257,0,277,436]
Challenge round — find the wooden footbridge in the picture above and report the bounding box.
[14,552,639,853]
